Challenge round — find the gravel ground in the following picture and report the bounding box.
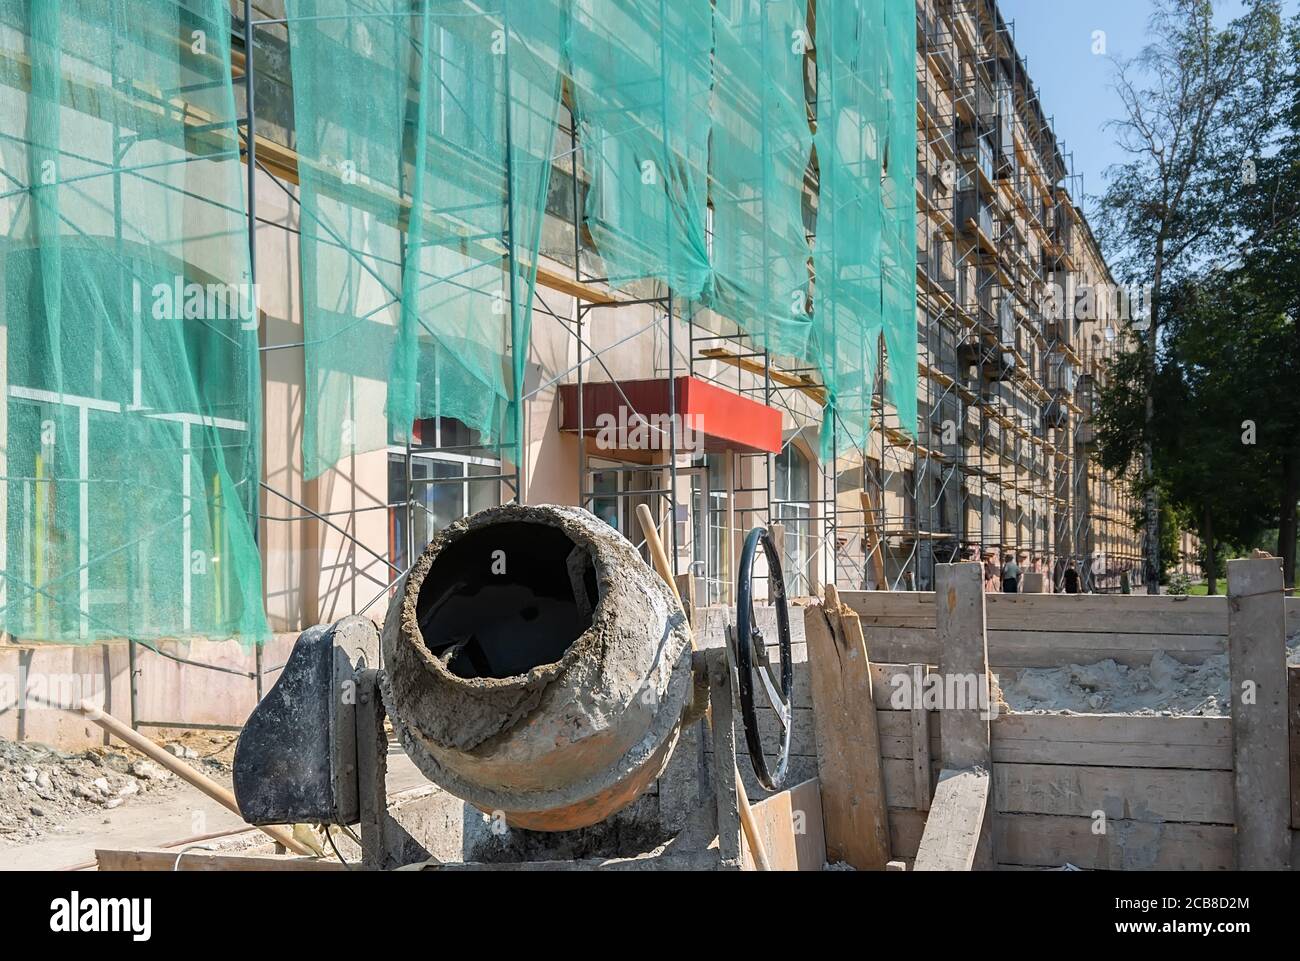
[0,731,236,845]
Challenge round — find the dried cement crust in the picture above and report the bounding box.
[380,503,693,817]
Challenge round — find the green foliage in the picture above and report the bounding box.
[1093,3,1300,585]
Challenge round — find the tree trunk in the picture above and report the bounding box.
[1143,254,1164,594]
[1204,506,1216,596]
[1279,452,1299,590]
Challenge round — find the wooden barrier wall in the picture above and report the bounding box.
[856,585,1297,870]
[696,588,1297,870]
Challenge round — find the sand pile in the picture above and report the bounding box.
[1000,627,1299,717]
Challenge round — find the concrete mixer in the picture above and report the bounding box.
[232,503,793,869]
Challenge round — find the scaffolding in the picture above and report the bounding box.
[231,0,1140,612]
[1,0,1145,652]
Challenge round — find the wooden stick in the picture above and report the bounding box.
[635,503,772,871]
[78,699,316,857]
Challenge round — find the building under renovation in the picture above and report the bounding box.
[0,0,1144,650]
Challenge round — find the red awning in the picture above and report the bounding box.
[558,376,782,455]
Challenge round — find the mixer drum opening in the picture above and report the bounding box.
[415,521,599,680]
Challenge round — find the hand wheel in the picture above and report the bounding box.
[732,526,794,792]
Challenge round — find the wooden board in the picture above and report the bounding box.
[858,625,1226,669]
[913,769,991,871]
[803,603,892,869]
[742,778,826,871]
[1227,558,1292,869]
[95,849,345,871]
[842,591,1230,639]
[993,763,1234,824]
[994,814,1235,871]
[911,664,933,812]
[935,564,991,769]
[1291,665,1300,830]
[887,807,928,859]
[991,714,1232,770]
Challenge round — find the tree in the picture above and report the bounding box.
[1092,272,1281,593]
[1094,0,1285,593]
[1228,17,1300,585]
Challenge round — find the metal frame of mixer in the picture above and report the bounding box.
[346,646,759,870]
[228,517,796,870]
[336,526,792,870]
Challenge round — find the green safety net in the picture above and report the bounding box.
[292,0,916,477]
[710,0,814,361]
[881,0,918,437]
[0,0,268,643]
[290,0,565,479]
[567,0,712,300]
[812,0,885,461]
[813,0,918,459]
[288,0,405,481]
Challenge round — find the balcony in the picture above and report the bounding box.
[958,189,995,240]
[959,336,1016,383]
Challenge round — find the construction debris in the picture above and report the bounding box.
[0,733,234,845]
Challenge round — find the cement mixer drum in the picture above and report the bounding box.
[380,503,695,831]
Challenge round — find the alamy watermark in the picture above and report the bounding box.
[133,277,259,330]
[0,666,103,712]
[888,666,1001,721]
[1041,272,1153,332]
[592,407,706,454]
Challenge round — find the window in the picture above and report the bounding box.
[691,454,729,605]
[388,423,500,570]
[774,443,813,596]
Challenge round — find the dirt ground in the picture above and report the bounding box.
[0,733,428,870]
[0,730,238,850]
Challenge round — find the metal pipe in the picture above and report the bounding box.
[78,699,314,856]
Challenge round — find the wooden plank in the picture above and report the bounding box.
[803,598,892,869]
[1291,665,1300,830]
[789,778,827,871]
[990,714,1233,770]
[861,625,1226,669]
[708,649,743,868]
[914,769,992,871]
[910,664,933,812]
[95,849,344,871]
[742,785,797,870]
[841,591,1230,637]
[877,710,942,759]
[887,807,928,858]
[742,778,825,871]
[935,564,991,769]
[986,593,1228,634]
[985,630,1226,668]
[993,763,1234,824]
[697,347,827,404]
[1228,557,1292,869]
[994,814,1235,871]
[870,661,939,710]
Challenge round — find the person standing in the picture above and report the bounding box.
[1001,553,1021,593]
[983,550,1000,593]
[1063,560,1080,595]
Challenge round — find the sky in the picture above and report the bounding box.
[997,0,1300,218]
